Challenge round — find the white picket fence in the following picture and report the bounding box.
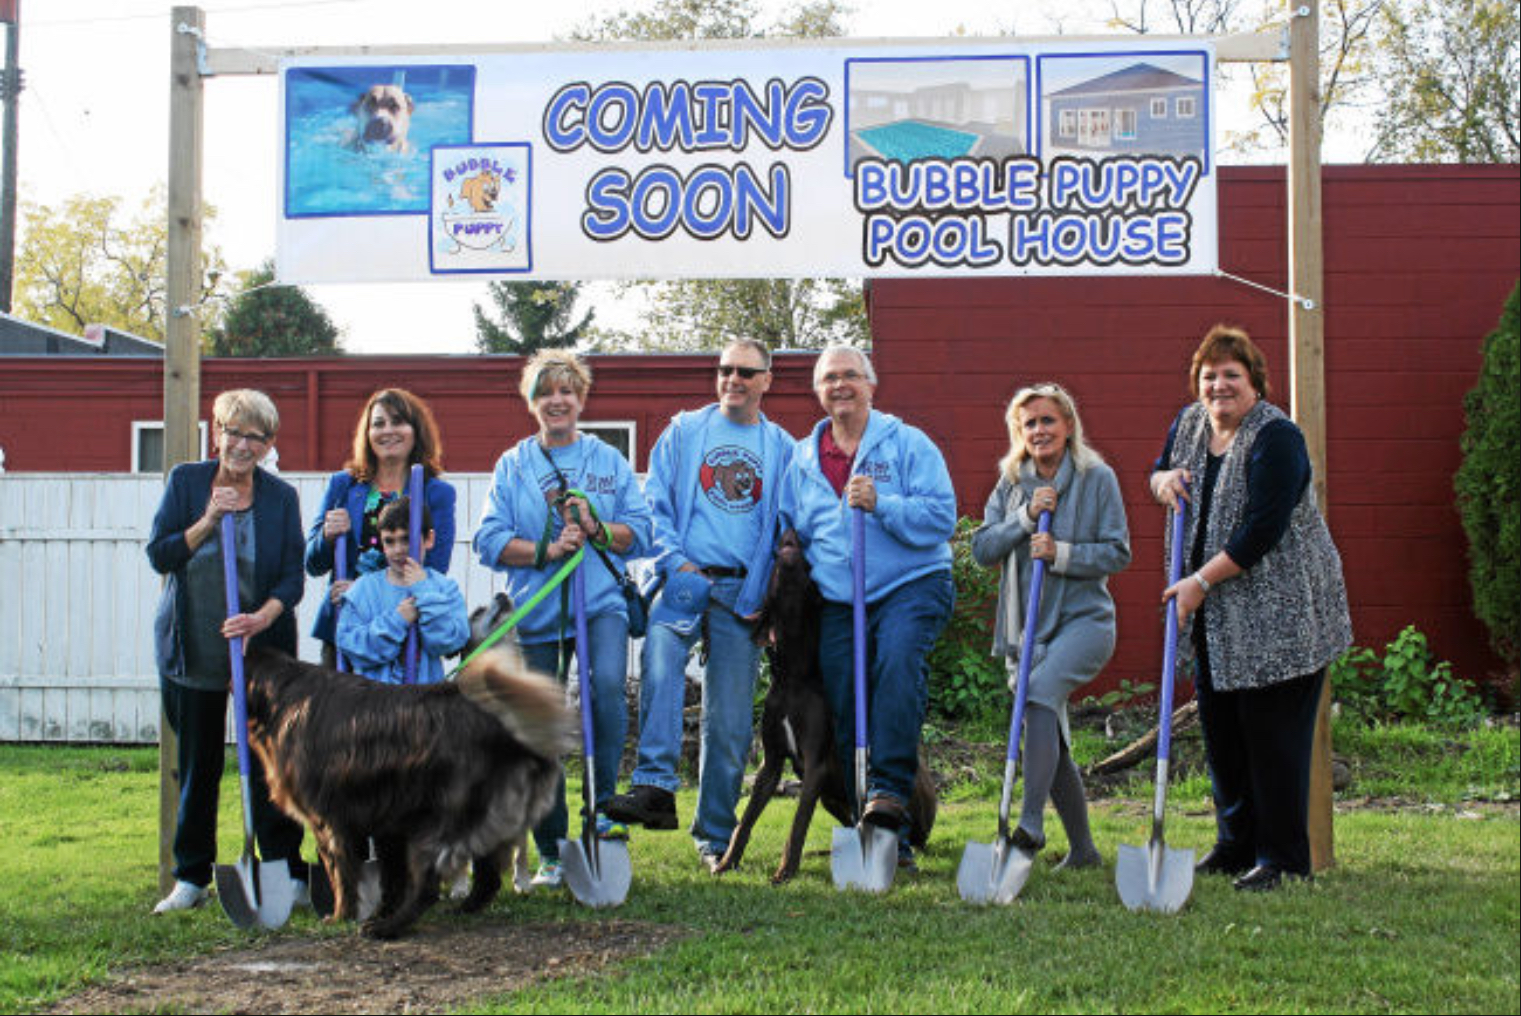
[0,471,571,743]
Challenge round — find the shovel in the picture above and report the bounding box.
[213,513,297,930]
[559,564,632,908]
[402,463,424,685]
[333,532,352,674]
[957,510,1051,905]
[1116,496,1196,914]
[831,507,897,893]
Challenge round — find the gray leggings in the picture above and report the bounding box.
[1019,703,1099,861]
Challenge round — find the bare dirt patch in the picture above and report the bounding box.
[48,919,683,1015]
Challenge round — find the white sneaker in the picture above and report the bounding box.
[530,861,563,890]
[153,880,209,914]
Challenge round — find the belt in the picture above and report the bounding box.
[699,565,747,579]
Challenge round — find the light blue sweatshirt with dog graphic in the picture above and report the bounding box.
[645,404,795,618]
[780,410,957,605]
[473,434,652,643]
[336,566,469,685]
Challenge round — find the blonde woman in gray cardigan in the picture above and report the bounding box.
[971,384,1131,868]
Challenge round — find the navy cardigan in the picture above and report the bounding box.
[146,460,304,679]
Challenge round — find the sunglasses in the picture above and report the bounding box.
[717,364,766,379]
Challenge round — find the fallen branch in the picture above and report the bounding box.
[1088,700,1199,775]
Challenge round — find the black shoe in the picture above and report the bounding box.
[1233,864,1284,892]
[1009,826,1046,853]
[1195,845,1253,876]
[604,785,678,830]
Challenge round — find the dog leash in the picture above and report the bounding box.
[446,548,585,679]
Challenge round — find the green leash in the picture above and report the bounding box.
[447,547,585,679]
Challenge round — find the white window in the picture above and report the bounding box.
[1151,98,1168,119]
[1115,109,1138,140]
[578,421,637,470]
[132,421,208,474]
[1059,109,1077,138]
[1176,97,1197,119]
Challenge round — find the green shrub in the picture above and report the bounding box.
[1454,282,1520,668]
[927,516,1006,721]
[1332,625,1487,729]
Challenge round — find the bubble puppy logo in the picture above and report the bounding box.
[699,447,763,514]
[430,143,532,274]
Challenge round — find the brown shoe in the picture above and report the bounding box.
[861,795,908,831]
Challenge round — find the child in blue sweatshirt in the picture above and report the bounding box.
[336,497,468,685]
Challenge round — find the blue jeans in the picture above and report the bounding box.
[520,611,629,863]
[629,576,760,856]
[818,569,953,811]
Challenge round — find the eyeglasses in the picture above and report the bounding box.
[819,370,867,386]
[717,364,766,379]
[221,425,270,446]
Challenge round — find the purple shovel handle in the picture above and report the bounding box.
[851,508,868,754]
[333,533,350,673]
[220,514,254,788]
[1005,511,1052,767]
[403,464,423,684]
[1157,496,1189,763]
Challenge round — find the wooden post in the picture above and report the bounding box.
[1287,0,1334,872]
[160,4,206,894]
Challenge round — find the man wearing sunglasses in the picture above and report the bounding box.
[606,338,795,873]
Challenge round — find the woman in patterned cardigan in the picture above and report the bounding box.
[1150,325,1351,892]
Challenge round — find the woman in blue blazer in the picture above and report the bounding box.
[145,389,308,914]
[304,389,456,667]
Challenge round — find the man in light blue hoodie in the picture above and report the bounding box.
[605,339,795,872]
[780,345,956,869]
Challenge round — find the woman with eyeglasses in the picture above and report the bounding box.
[472,349,652,890]
[304,388,456,668]
[778,344,957,873]
[971,383,1131,869]
[145,389,308,914]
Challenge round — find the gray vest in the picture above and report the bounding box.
[1166,400,1352,691]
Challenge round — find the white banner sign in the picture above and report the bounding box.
[277,39,1217,282]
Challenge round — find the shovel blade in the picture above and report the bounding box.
[356,859,383,922]
[215,856,296,930]
[1116,842,1195,914]
[830,824,897,894]
[957,838,1036,905]
[560,838,631,909]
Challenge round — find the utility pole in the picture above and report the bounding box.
[0,1,21,313]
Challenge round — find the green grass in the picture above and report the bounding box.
[0,731,1517,1015]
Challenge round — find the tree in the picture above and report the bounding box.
[1454,283,1519,668]
[571,0,869,352]
[209,260,343,357]
[14,186,226,343]
[1367,0,1519,163]
[1108,0,1387,157]
[473,281,596,354]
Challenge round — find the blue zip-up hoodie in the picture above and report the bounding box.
[645,404,795,619]
[473,434,652,643]
[335,566,469,685]
[781,410,956,605]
